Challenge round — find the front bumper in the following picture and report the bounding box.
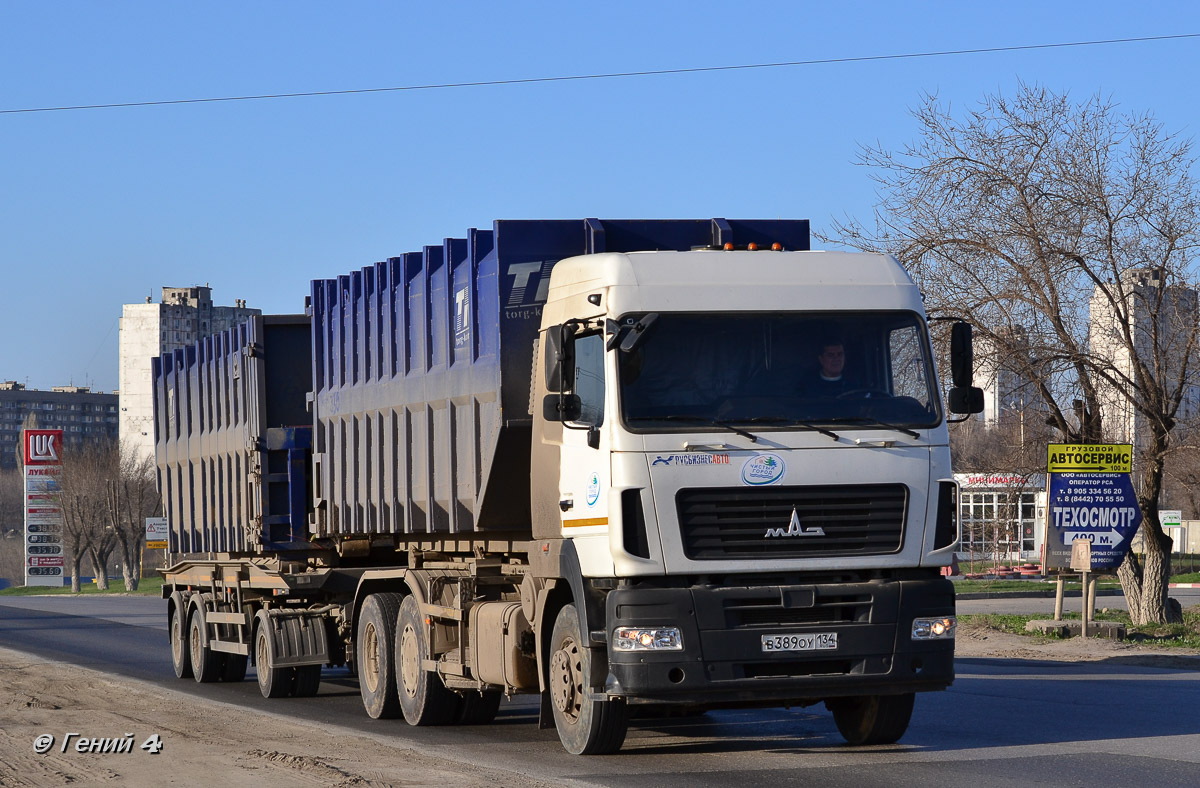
[605,576,955,705]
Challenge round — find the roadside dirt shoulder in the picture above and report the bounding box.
[0,646,553,788]
[954,619,1200,668]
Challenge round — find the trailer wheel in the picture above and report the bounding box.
[357,593,403,719]
[395,595,458,725]
[222,654,249,683]
[827,693,915,746]
[294,665,322,697]
[255,619,293,698]
[548,604,627,755]
[455,690,502,725]
[189,607,224,683]
[170,603,193,679]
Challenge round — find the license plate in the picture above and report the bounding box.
[761,632,838,652]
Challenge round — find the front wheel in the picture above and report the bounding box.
[548,604,627,755]
[826,693,914,745]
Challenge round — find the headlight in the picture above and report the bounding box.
[912,616,956,640]
[613,627,683,651]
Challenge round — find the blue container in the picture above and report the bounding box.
[152,315,312,554]
[309,219,810,540]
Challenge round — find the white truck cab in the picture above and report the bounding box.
[531,248,965,747]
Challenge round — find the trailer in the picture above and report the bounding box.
[157,218,981,754]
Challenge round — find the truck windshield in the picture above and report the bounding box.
[617,312,941,432]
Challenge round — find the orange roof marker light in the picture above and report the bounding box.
[723,242,735,251]
[747,242,759,251]
[772,242,783,251]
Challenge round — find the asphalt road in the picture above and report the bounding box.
[2,595,1199,787]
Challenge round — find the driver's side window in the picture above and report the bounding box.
[574,333,605,426]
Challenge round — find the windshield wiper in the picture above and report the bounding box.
[628,415,760,443]
[819,417,922,439]
[741,416,840,441]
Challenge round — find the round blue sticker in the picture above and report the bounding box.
[586,473,601,506]
[741,453,786,486]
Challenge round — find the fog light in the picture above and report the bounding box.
[613,627,683,651]
[912,616,956,640]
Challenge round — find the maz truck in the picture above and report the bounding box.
[155,218,982,754]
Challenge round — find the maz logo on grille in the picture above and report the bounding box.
[765,508,826,538]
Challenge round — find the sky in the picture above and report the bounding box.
[2,2,1199,393]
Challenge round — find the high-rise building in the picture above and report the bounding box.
[0,383,118,470]
[118,286,260,463]
[975,326,1047,430]
[1090,269,1200,451]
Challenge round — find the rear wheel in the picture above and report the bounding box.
[222,653,249,682]
[357,593,403,719]
[255,622,294,698]
[294,665,322,697]
[827,693,915,745]
[188,607,223,683]
[396,595,459,725]
[548,604,627,755]
[170,604,192,679]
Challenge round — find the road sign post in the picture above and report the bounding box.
[1071,540,1093,637]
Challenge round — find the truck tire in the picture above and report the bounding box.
[395,595,458,725]
[455,690,502,725]
[357,593,403,719]
[189,606,224,683]
[170,603,193,679]
[827,693,915,746]
[549,604,628,755]
[222,653,249,683]
[255,620,294,698]
[294,665,322,697]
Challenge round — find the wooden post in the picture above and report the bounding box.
[1081,570,1090,638]
[1054,575,1065,621]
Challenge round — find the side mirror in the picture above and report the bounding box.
[544,325,576,393]
[543,394,582,422]
[950,322,973,388]
[949,386,985,415]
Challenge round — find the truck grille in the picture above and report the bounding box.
[676,484,907,560]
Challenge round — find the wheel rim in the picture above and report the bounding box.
[189,616,202,669]
[256,630,269,681]
[171,612,183,666]
[550,637,582,723]
[362,621,380,693]
[400,623,419,699]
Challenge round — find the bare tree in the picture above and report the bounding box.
[0,470,25,585]
[105,442,159,591]
[56,441,111,593]
[827,83,1200,624]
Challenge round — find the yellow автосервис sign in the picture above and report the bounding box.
[1046,444,1133,474]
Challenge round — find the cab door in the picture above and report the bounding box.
[557,332,612,550]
